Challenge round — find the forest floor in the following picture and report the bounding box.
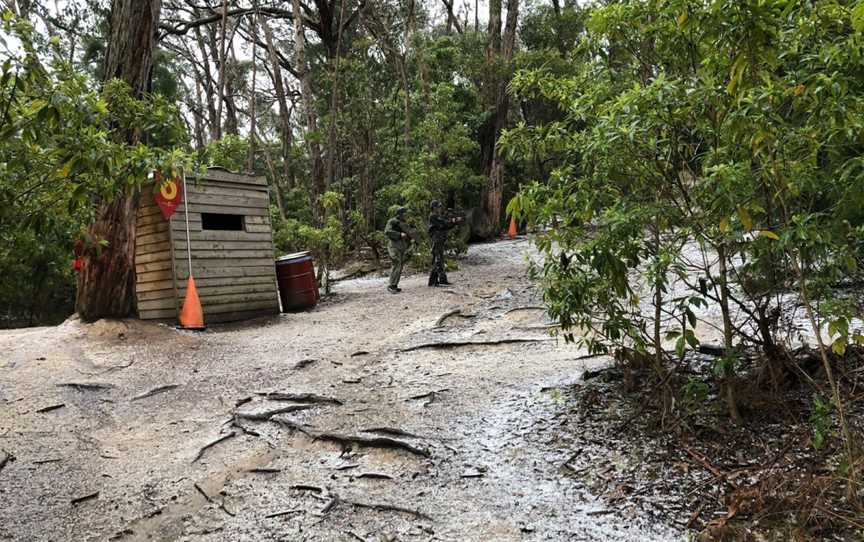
[0,239,684,542]
[2,239,861,542]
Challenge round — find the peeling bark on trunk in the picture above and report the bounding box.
[76,0,162,321]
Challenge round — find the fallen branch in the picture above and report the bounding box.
[247,468,281,474]
[33,458,61,465]
[57,382,113,391]
[265,509,303,519]
[350,351,369,357]
[399,337,552,353]
[355,472,393,480]
[362,427,422,439]
[131,384,179,402]
[71,491,99,505]
[36,403,65,413]
[290,484,324,493]
[193,432,236,463]
[235,405,313,421]
[0,450,13,473]
[682,446,738,490]
[313,432,431,458]
[293,358,318,370]
[344,498,432,521]
[503,306,546,315]
[256,392,343,405]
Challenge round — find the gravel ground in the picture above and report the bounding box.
[0,239,683,542]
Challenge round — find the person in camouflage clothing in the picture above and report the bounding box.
[384,207,413,293]
[427,200,461,287]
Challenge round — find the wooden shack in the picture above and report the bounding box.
[134,167,280,323]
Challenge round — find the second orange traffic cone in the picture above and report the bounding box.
[508,216,517,239]
[179,275,205,330]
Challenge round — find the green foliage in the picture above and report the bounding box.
[198,135,250,172]
[810,395,832,451]
[0,11,188,326]
[506,0,864,406]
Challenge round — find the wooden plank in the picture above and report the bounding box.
[196,291,278,306]
[245,215,271,225]
[138,297,178,311]
[178,284,277,298]
[138,204,163,219]
[173,240,275,251]
[138,213,168,227]
[176,256,275,267]
[136,251,173,265]
[186,183,271,201]
[175,266,276,280]
[175,275,276,289]
[138,231,171,248]
[180,203,268,216]
[137,243,170,257]
[190,168,266,186]
[173,249,275,260]
[136,279,175,293]
[139,308,177,320]
[185,192,269,210]
[137,288,177,302]
[136,269,175,283]
[136,260,174,273]
[138,222,170,236]
[245,223,271,233]
[192,179,269,194]
[206,308,278,324]
[182,230,273,242]
[203,299,279,315]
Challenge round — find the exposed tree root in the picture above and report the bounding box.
[399,337,552,353]
[362,427,423,439]
[434,309,469,328]
[313,432,431,458]
[35,403,65,413]
[131,384,179,401]
[71,491,99,505]
[503,306,546,315]
[256,391,343,405]
[294,358,318,369]
[265,509,303,519]
[0,450,13,474]
[235,405,313,421]
[193,432,236,463]
[342,497,432,521]
[57,382,114,391]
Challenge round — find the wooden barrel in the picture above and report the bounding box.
[275,252,319,311]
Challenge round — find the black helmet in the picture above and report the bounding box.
[430,200,443,209]
[395,206,407,217]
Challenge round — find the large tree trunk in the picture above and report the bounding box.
[262,16,296,191]
[325,0,348,188]
[193,24,220,140]
[292,0,326,223]
[76,0,162,321]
[477,0,517,238]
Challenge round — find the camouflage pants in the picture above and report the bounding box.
[388,242,406,288]
[428,239,447,285]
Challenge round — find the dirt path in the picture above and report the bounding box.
[0,240,681,541]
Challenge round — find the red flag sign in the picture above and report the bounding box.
[154,171,183,219]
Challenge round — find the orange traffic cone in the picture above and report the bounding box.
[179,275,205,330]
[508,216,517,239]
